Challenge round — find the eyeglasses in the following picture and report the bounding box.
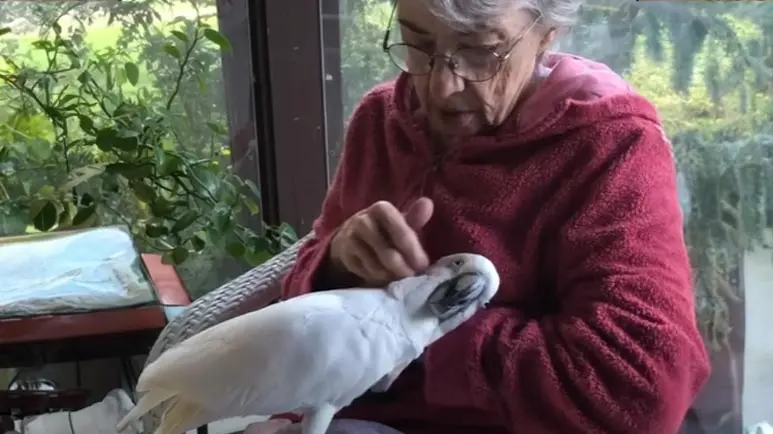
[381,3,541,83]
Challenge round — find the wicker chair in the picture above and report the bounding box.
[140,232,314,432]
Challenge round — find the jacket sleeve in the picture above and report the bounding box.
[281,90,385,298]
[421,122,711,433]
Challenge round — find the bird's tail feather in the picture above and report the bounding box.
[116,388,176,432]
[155,397,203,434]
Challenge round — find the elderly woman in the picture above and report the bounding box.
[275,0,711,433]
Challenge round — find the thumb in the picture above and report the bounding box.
[402,197,434,231]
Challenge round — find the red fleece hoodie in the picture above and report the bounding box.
[281,53,711,434]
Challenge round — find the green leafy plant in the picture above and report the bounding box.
[675,130,773,350]
[0,19,297,267]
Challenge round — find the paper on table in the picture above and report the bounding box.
[0,226,155,318]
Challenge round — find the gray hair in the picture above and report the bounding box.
[425,0,582,32]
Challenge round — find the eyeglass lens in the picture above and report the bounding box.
[387,44,502,82]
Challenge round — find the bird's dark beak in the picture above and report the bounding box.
[427,271,488,320]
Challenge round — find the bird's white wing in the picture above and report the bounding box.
[136,289,415,418]
[256,295,409,411]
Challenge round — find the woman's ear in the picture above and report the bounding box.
[538,27,558,53]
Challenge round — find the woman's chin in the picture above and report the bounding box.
[429,112,482,139]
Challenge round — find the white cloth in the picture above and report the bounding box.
[21,389,138,434]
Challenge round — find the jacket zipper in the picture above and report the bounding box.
[402,142,447,208]
[421,145,447,197]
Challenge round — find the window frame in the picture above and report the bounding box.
[242,0,342,235]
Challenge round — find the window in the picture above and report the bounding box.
[0,0,266,297]
[324,0,773,431]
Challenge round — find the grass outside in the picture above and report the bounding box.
[1,3,218,91]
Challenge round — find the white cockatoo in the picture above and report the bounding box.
[117,253,500,434]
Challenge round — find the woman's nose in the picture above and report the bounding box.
[428,57,465,100]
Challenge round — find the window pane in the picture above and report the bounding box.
[559,4,769,432]
[0,0,263,298]
[328,0,398,169]
[326,0,773,432]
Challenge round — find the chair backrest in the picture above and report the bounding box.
[144,232,313,367]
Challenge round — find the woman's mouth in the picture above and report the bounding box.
[436,110,477,127]
[437,109,474,120]
[426,108,481,136]
[439,108,473,116]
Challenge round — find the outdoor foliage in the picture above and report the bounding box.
[0,0,297,296]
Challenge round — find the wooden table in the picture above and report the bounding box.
[0,253,191,428]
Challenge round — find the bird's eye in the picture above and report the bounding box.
[451,259,464,269]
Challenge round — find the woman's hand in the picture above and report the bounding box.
[329,197,434,286]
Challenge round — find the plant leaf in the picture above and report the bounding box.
[0,209,27,236]
[150,197,175,217]
[212,204,233,233]
[190,234,206,252]
[113,132,140,152]
[58,164,106,192]
[203,28,232,52]
[206,121,227,136]
[0,28,11,38]
[32,201,59,231]
[244,244,273,266]
[131,182,156,203]
[274,222,297,250]
[243,197,260,215]
[145,221,168,238]
[36,185,56,199]
[162,247,189,265]
[162,43,182,60]
[190,166,219,198]
[71,203,97,227]
[171,211,199,233]
[124,62,140,86]
[171,30,189,44]
[58,94,79,106]
[226,241,245,259]
[78,114,95,133]
[244,179,261,200]
[57,202,77,228]
[95,128,117,151]
[154,146,168,171]
[106,162,153,179]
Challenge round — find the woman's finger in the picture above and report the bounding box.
[402,197,434,231]
[346,230,391,284]
[369,203,429,271]
[356,215,414,278]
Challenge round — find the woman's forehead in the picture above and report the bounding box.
[396,0,534,41]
